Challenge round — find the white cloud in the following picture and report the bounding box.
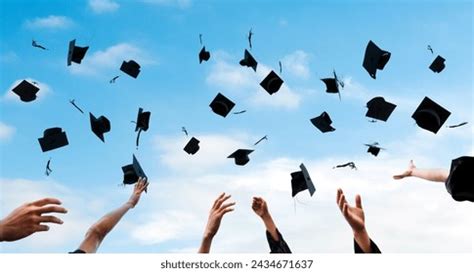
[206,52,302,110]
[142,0,192,8]
[0,122,15,141]
[24,15,74,30]
[68,43,156,76]
[89,0,120,14]
[281,50,311,79]
[3,78,52,102]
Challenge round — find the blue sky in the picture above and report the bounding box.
[0,0,472,253]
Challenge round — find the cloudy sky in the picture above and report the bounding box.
[0,0,472,253]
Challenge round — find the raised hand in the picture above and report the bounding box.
[393,160,416,180]
[127,177,149,208]
[199,193,235,253]
[252,197,269,218]
[336,188,365,233]
[0,198,67,242]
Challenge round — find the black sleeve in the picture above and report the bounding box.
[68,249,86,254]
[266,228,292,253]
[354,238,381,254]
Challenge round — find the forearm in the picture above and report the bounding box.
[353,228,371,253]
[198,235,213,253]
[94,202,133,234]
[411,168,449,182]
[261,213,279,242]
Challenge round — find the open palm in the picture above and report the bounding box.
[336,188,365,232]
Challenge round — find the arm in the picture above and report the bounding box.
[336,188,380,253]
[0,198,67,242]
[77,178,148,253]
[198,193,235,253]
[393,160,448,182]
[252,197,278,241]
[252,197,291,253]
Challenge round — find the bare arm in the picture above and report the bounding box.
[252,197,279,241]
[77,178,148,253]
[393,160,448,182]
[198,193,235,253]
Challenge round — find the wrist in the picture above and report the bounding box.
[353,227,368,238]
[203,232,214,242]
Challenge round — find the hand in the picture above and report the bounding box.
[336,189,365,233]
[127,177,149,208]
[203,193,235,239]
[252,197,269,219]
[393,160,416,180]
[0,198,67,242]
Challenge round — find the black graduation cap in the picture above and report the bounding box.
[227,149,254,166]
[290,163,315,197]
[429,55,446,73]
[183,137,200,155]
[38,127,69,152]
[366,97,397,122]
[120,60,141,78]
[239,49,258,72]
[260,70,284,95]
[209,93,235,117]
[310,111,336,133]
[199,46,210,63]
[321,78,339,94]
[121,154,147,185]
[445,156,474,202]
[362,40,391,79]
[135,108,151,132]
[11,80,40,102]
[364,143,382,157]
[67,39,89,66]
[412,97,451,134]
[89,112,111,142]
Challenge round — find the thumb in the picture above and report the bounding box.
[355,194,363,209]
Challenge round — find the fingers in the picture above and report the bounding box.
[355,194,363,209]
[220,207,234,216]
[30,198,62,207]
[36,205,68,214]
[212,192,226,209]
[214,194,231,210]
[38,215,64,225]
[336,188,343,205]
[34,225,50,232]
[342,203,349,218]
[337,192,346,212]
[218,202,236,213]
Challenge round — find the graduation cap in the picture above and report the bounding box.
[290,163,315,197]
[120,60,141,78]
[429,55,446,73]
[38,127,69,152]
[445,156,474,202]
[11,80,40,102]
[199,46,210,63]
[122,154,147,186]
[321,78,339,94]
[365,143,383,157]
[239,49,258,72]
[135,108,151,132]
[310,111,336,133]
[183,137,200,155]
[67,39,89,66]
[134,108,151,148]
[260,70,284,95]
[89,113,111,142]
[227,149,254,166]
[366,97,397,122]
[362,40,391,79]
[412,96,451,134]
[209,93,235,117]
